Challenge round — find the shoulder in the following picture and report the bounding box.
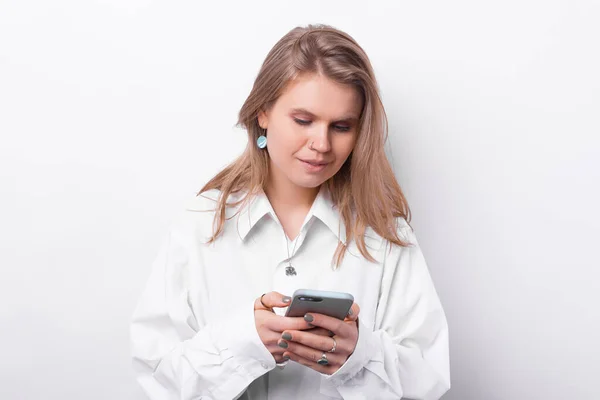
[384,217,426,270]
[344,216,413,264]
[183,188,221,212]
[167,189,224,243]
[172,189,246,242]
[183,188,246,213]
[394,216,416,244]
[363,216,415,247]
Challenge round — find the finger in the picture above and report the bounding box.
[267,315,313,332]
[274,355,287,364]
[281,330,348,354]
[265,343,286,355]
[277,339,345,366]
[261,329,286,346]
[306,327,334,337]
[344,303,360,322]
[303,312,348,336]
[254,291,291,311]
[282,350,337,375]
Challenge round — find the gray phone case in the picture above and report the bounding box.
[285,289,354,320]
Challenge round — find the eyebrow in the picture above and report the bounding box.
[289,107,359,123]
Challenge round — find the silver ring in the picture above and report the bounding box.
[316,352,328,365]
[327,337,337,353]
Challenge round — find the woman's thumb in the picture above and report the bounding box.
[254,291,291,310]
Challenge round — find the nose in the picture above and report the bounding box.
[309,124,331,153]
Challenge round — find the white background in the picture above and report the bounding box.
[1,1,598,399]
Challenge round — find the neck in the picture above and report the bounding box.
[264,172,320,211]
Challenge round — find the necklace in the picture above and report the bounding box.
[284,231,299,276]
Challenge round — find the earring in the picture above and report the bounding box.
[257,128,267,149]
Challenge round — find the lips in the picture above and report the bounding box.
[300,159,329,166]
[298,158,329,173]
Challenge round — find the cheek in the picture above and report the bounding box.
[273,139,291,155]
[267,129,301,164]
[333,136,357,160]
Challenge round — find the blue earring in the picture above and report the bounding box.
[257,131,267,149]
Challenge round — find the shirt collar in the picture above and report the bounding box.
[236,185,347,245]
[310,185,347,245]
[235,189,274,240]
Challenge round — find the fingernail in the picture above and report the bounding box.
[282,332,292,340]
[282,296,291,303]
[283,355,290,361]
[278,340,288,349]
[304,314,314,322]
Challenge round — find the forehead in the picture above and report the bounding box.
[274,73,363,120]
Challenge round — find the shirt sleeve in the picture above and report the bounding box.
[129,212,275,400]
[323,225,451,400]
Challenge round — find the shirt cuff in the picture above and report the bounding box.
[210,300,276,376]
[324,317,379,386]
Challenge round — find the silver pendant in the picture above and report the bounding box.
[285,265,297,276]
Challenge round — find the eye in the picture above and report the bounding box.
[294,118,351,132]
[293,118,311,126]
[334,125,351,132]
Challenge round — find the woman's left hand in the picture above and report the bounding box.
[278,302,360,374]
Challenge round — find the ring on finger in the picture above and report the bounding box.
[327,337,337,353]
[259,293,273,312]
[316,352,329,365]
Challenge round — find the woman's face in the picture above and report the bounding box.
[258,73,363,190]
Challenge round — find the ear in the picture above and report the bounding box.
[258,109,269,129]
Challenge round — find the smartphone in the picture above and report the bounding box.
[284,289,354,320]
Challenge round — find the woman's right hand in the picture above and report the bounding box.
[254,291,332,363]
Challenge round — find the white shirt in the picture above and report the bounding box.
[130,185,450,400]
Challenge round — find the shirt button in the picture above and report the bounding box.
[261,362,269,369]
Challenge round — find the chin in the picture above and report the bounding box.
[294,180,324,189]
[290,175,327,189]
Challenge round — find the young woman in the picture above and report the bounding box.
[130,24,450,400]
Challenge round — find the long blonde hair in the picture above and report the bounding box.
[198,23,412,266]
